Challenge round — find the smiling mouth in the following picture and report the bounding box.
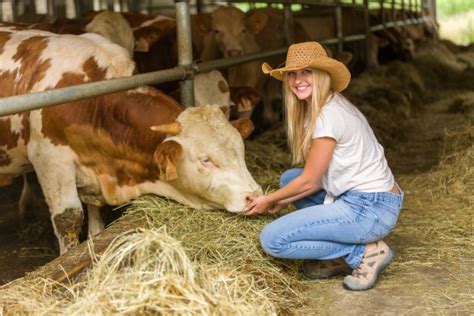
[295,86,309,91]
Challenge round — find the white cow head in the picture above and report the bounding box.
[151,105,261,213]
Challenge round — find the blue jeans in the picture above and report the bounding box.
[260,168,404,268]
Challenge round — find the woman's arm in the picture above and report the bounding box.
[245,137,336,215]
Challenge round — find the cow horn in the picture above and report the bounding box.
[150,122,181,135]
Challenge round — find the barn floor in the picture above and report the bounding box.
[0,40,472,314]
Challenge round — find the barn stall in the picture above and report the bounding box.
[0,0,472,314]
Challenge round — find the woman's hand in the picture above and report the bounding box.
[244,196,287,216]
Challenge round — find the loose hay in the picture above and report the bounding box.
[1,228,277,315]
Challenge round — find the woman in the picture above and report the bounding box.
[245,41,404,291]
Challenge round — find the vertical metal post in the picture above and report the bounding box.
[74,0,83,17]
[391,0,396,22]
[401,0,406,25]
[55,0,67,18]
[335,1,343,53]
[127,0,138,12]
[11,0,18,21]
[363,0,372,68]
[196,0,203,14]
[379,0,386,30]
[283,3,295,46]
[175,0,194,108]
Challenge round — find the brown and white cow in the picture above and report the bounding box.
[29,11,135,57]
[0,26,261,254]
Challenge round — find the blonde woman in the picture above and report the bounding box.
[245,42,404,291]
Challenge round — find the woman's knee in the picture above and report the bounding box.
[260,222,287,258]
[280,168,303,188]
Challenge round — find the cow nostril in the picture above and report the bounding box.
[245,191,261,205]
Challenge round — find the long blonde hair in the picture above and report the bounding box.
[283,68,333,165]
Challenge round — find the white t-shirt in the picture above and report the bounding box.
[312,93,394,202]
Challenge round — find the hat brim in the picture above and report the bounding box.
[262,58,351,92]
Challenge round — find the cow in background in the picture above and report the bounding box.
[192,6,281,132]
[0,26,261,254]
[29,11,135,57]
[370,9,439,64]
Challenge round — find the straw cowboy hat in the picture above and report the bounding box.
[262,41,351,92]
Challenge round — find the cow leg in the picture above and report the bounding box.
[30,155,84,254]
[19,173,34,220]
[87,204,104,237]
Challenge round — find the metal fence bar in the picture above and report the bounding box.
[0,68,185,117]
[175,0,194,107]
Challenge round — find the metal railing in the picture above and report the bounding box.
[0,0,436,117]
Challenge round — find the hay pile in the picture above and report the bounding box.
[0,227,278,315]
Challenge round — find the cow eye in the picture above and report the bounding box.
[199,156,215,168]
[241,28,246,34]
[213,29,220,35]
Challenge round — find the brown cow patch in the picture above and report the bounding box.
[82,56,107,81]
[64,124,160,185]
[13,36,51,94]
[0,119,20,150]
[0,31,12,54]
[0,69,20,98]
[0,148,12,167]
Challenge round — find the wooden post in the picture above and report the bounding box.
[335,1,343,53]
[283,3,295,46]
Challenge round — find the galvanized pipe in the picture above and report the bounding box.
[0,67,186,117]
[175,0,194,108]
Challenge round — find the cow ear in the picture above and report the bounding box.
[154,140,183,181]
[246,12,268,34]
[134,27,161,52]
[194,13,212,35]
[230,118,254,139]
[135,37,150,52]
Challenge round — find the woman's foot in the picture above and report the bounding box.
[302,258,352,279]
[343,240,394,291]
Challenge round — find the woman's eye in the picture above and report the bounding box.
[303,69,311,75]
[287,71,295,77]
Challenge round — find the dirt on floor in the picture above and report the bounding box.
[0,39,472,313]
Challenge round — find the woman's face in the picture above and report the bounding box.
[286,68,313,103]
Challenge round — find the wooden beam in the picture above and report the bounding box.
[23,215,149,283]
